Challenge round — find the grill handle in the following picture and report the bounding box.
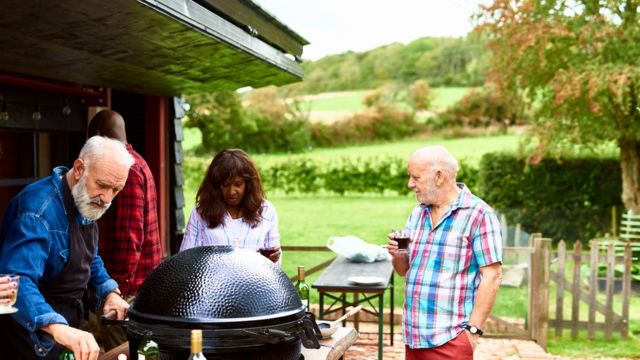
[299,312,321,349]
[100,309,130,327]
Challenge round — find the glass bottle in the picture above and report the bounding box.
[188,329,207,360]
[137,331,159,360]
[296,266,310,311]
[58,348,75,360]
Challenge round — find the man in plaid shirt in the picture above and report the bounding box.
[88,110,162,350]
[388,145,502,359]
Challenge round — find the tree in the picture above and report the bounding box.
[477,0,640,212]
[407,79,434,111]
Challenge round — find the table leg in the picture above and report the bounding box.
[390,272,394,346]
[378,293,384,360]
[353,292,359,332]
[319,292,324,320]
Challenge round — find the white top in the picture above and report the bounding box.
[180,200,280,252]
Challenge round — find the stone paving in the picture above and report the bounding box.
[345,332,553,360]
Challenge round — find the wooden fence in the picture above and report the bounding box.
[548,240,632,340]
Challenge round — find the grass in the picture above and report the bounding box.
[301,90,368,112]
[300,87,469,113]
[183,127,522,165]
[251,134,520,168]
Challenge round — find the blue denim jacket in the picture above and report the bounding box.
[0,166,117,357]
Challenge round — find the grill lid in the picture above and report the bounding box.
[129,246,304,326]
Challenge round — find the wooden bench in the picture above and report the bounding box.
[620,209,640,243]
[596,210,640,260]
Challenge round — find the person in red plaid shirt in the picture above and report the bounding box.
[87,110,162,350]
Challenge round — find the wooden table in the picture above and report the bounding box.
[311,256,394,360]
[100,327,359,360]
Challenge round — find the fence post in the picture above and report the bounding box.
[611,206,618,238]
[605,243,615,339]
[571,241,582,339]
[514,223,522,263]
[530,235,550,350]
[555,240,566,337]
[622,243,631,339]
[528,234,539,337]
[588,240,598,339]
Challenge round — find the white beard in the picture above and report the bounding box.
[72,174,111,221]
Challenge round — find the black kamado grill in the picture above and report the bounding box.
[119,246,320,360]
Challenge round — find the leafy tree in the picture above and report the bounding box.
[288,36,489,94]
[477,0,640,212]
[184,91,245,152]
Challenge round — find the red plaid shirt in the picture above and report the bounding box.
[97,144,162,297]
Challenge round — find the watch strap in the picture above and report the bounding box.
[465,324,483,336]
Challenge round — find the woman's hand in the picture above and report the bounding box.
[268,247,282,263]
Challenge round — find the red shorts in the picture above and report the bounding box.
[405,332,474,360]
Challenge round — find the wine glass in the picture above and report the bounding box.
[391,229,412,253]
[0,274,20,314]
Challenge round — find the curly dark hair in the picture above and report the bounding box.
[196,149,264,229]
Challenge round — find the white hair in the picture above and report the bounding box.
[412,145,459,180]
[79,136,134,170]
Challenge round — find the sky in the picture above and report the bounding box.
[255,0,486,60]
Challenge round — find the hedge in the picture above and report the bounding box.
[477,153,622,243]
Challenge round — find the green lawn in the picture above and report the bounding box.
[250,133,520,168]
[300,87,469,113]
[302,91,368,112]
[183,127,521,164]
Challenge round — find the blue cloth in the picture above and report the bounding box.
[0,166,117,356]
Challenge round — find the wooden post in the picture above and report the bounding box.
[531,236,550,350]
[605,243,615,339]
[612,206,618,238]
[622,244,631,339]
[555,240,566,337]
[528,233,542,335]
[588,240,598,339]
[514,223,522,264]
[571,241,582,339]
[500,213,509,249]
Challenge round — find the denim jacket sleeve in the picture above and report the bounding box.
[0,214,68,355]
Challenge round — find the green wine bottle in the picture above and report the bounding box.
[137,332,159,360]
[187,329,207,360]
[296,266,310,311]
[58,348,75,360]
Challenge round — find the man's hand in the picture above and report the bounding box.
[386,233,409,276]
[386,233,400,255]
[102,290,129,320]
[41,323,99,360]
[464,330,479,351]
[0,276,17,303]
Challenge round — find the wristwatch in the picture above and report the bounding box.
[465,324,483,336]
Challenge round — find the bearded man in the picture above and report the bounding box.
[0,136,133,360]
[387,145,502,360]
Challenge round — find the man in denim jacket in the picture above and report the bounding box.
[0,136,134,360]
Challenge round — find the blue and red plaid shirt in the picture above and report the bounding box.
[403,183,502,348]
[96,144,162,297]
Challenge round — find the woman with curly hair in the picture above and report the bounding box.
[180,149,281,263]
